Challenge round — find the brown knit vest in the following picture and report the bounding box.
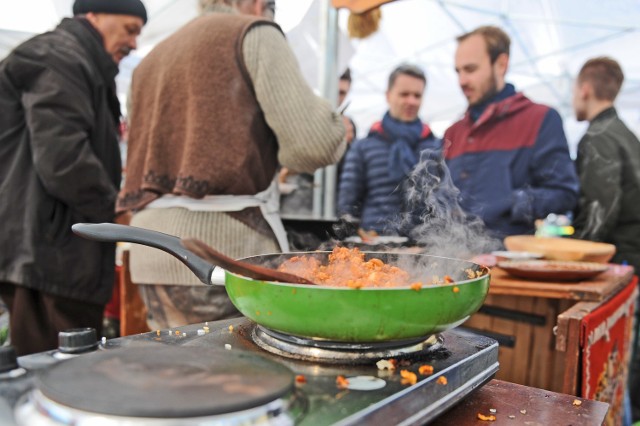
[118,14,280,213]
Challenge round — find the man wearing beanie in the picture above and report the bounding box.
[0,0,146,355]
[118,0,346,329]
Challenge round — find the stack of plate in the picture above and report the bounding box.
[496,236,616,281]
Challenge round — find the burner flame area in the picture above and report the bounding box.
[252,325,445,364]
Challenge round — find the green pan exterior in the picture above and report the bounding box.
[224,257,490,342]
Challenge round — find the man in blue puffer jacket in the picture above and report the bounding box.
[445,26,579,239]
[338,64,442,235]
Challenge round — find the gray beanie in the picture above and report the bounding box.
[73,0,148,24]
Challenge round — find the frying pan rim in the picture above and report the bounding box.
[227,250,491,290]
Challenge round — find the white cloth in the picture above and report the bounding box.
[144,177,290,252]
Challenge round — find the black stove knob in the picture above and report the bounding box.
[0,346,19,373]
[58,327,99,354]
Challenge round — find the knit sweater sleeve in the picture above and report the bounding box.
[243,24,346,173]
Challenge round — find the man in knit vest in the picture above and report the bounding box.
[444,25,579,239]
[337,64,441,236]
[118,0,346,329]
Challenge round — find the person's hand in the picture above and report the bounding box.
[279,167,294,184]
[342,116,355,144]
[357,228,378,244]
[114,211,132,225]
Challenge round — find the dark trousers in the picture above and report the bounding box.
[0,283,104,356]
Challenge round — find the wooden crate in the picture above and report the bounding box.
[463,264,634,395]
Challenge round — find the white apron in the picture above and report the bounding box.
[144,177,289,252]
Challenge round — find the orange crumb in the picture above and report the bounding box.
[452,286,460,293]
[410,282,422,291]
[444,275,454,283]
[336,375,349,389]
[477,413,496,421]
[295,375,306,384]
[418,365,434,375]
[437,376,448,385]
[400,370,417,385]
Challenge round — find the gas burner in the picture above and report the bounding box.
[14,346,302,426]
[252,325,444,364]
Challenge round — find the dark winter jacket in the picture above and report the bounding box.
[573,107,640,271]
[337,118,441,234]
[444,84,579,238]
[0,18,121,304]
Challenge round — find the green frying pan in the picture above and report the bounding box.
[72,223,490,342]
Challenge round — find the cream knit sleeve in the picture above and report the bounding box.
[243,25,346,174]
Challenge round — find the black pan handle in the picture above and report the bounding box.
[71,223,216,285]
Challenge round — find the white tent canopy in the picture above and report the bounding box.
[2,0,640,153]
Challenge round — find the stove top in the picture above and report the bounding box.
[1,318,498,425]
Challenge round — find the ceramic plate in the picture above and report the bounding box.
[497,260,609,281]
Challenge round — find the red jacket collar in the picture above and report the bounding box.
[370,120,432,139]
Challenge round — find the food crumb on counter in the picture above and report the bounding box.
[376,359,397,371]
[197,329,205,336]
[224,344,232,350]
[410,283,422,291]
[336,375,349,389]
[101,337,106,344]
[489,408,497,413]
[175,330,181,336]
[477,413,496,421]
[452,286,460,293]
[572,399,582,406]
[156,330,160,336]
[508,415,516,419]
[519,409,527,414]
[203,326,210,333]
[228,325,234,332]
[436,376,448,385]
[418,365,434,375]
[295,375,306,384]
[400,370,417,385]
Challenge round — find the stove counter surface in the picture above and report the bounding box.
[105,318,499,426]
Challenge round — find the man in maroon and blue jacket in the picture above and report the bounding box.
[444,26,579,239]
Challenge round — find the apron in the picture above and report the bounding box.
[144,177,289,252]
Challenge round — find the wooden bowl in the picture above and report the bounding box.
[503,236,615,264]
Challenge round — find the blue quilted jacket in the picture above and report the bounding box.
[337,120,441,234]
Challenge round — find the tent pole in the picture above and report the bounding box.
[314,1,340,219]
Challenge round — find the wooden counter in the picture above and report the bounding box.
[430,379,609,426]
